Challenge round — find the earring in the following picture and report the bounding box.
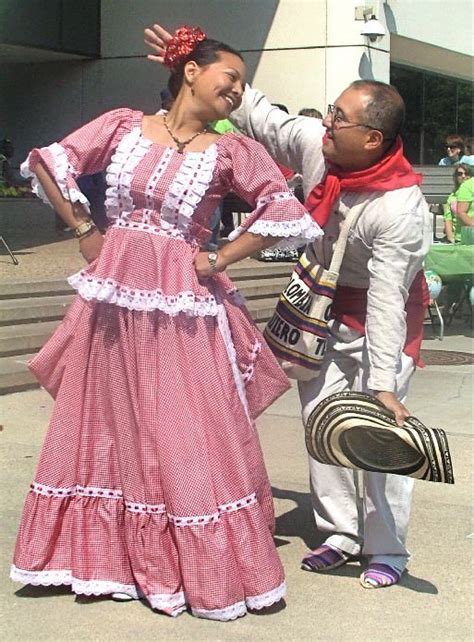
[191,86,195,96]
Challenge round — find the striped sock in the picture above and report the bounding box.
[301,543,351,572]
[360,563,401,589]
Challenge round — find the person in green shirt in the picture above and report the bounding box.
[210,118,240,134]
[455,174,474,236]
[443,164,473,242]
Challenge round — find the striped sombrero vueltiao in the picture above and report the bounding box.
[305,391,454,484]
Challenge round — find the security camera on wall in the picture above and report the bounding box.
[360,15,386,42]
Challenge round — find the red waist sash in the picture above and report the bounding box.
[332,270,429,367]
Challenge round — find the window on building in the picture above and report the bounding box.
[390,64,473,165]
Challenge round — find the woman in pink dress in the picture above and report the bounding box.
[11,27,322,621]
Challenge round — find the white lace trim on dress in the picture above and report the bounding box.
[241,341,262,385]
[246,580,287,610]
[125,501,166,514]
[191,580,286,621]
[169,493,257,526]
[20,143,91,213]
[110,218,190,242]
[229,212,322,250]
[10,566,285,621]
[67,272,219,316]
[105,128,152,220]
[144,146,174,211]
[255,191,296,207]
[160,145,217,234]
[147,591,186,614]
[216,303,251,423]
[10,566,141,597]
[29,482,258,524]
[30,482,123,499]
[192,600,247,621]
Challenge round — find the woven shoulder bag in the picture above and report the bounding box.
[263,202,365,380]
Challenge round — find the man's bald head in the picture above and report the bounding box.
[349,80,405,144]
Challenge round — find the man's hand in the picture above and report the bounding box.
[374,391,410,427]
[144,24,172,63]
[79,230,104,264]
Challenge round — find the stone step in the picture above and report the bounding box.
[0,295,75,326]
[0,321,59,358]
[0,274,289,325]
[0,278,72,300]
[247,298,279,323]
[0,353,37,395]
[229,261,294,281]
[0,297,279,395]
[238,277,287,300]
[0,287,283,359]
[0,261,294,300]
[0,296,281,396]
[0,261,291,393]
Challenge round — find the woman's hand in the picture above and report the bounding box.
[79,229,104,264]
[194,251,226,280]
[374,391,410,427]
[144,24,172,63]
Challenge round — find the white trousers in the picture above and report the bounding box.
[298,322,415,573]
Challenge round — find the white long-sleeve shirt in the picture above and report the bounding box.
[231,87,433,392]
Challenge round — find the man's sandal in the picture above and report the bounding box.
[360,563,401,589]
[301,544,353,572]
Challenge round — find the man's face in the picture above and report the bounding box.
[321,87,377,170]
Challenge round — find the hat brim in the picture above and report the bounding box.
[305,391,454,484]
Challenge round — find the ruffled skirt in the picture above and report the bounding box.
[11,289,289,620]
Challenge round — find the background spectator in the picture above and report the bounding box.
[159,87,174,111]
[455,172,474,230]
[298,107,323,119]
[0,138,29,187]
[460,136,474,165]
[443,163,473,242]
[438,134,464,166]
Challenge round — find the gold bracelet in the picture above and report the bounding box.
[73,219,96,239]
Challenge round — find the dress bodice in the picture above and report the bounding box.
[21,108,322,316]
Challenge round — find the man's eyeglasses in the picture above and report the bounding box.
[326,104,391,139]
[446,145,460,150]
[455,171,467,177]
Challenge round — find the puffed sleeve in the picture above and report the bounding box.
[20,108,136,213]
[225,135,323,249]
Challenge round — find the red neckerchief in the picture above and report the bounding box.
[305,137,422,226]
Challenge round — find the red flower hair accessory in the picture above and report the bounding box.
[163,26,207,71]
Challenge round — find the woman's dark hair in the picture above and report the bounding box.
[168,39,243,99]
[445,134,465,155]
[452,162,473,188]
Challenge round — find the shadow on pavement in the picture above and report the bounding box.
[272,486,320,550]
[272,487,439,595]
[15,584,71,598]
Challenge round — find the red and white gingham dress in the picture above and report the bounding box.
[11,109,322,621]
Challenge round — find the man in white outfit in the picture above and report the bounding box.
[144,25,432,589]
[229,80,432,589]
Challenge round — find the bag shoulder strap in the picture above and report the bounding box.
[328,199,367,275]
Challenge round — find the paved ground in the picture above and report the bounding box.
[1,322,472,641]
[1,237,473,640]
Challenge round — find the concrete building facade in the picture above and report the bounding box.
[1,0,472,165]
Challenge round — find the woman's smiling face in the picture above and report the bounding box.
[188,51,246,120]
